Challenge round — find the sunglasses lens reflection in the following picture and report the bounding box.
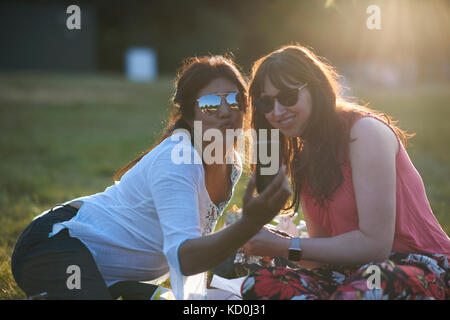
[198,94,221,113]
[198,93,241,113]
[225,92,240,109]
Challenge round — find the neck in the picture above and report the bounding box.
[204,161,227,172]
[201,144,235,172]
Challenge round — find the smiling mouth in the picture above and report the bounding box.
[276,114,296,127]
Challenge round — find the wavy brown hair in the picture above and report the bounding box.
[249,44,414,212]
[114,55,249,181]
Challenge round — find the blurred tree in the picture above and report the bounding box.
[4,0,449,82]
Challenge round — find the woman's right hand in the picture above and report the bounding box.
[178,166,291,276]
[241,165,292,229]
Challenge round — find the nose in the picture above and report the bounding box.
[272,99,286,119]
[217,97,232,118]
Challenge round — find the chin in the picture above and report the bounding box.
[278,127,294,137]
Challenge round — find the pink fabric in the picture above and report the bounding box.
[301,111,450,259]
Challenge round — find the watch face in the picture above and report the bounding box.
[288,249,302,261]
[289,238,302,261]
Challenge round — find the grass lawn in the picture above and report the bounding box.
[0,73,449,299]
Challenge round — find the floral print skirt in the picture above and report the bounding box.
[240,252,450,300]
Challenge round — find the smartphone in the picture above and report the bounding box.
[255,130,281,194]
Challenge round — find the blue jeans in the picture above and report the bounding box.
[11,204,161,299]
[10,204,113,299]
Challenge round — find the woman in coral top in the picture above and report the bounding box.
[241,44,450,300]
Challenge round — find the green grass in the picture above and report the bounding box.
[0,73,448,299]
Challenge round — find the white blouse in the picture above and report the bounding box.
[50,130,242,299]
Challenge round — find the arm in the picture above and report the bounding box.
[179,167,292,276]
[295,209,330,269]
[244,117,398,265]
[242,209,331,269]
[178,213,261,276]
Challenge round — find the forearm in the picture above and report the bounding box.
[178,166,292,276]
[273,230,391,266]
[178,217,261,276]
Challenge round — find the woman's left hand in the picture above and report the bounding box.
[242,227,290,258]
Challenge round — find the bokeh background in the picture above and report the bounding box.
[1,0,449,299]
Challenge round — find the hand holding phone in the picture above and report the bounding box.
[255,130,281,194]
[242,166,291,228]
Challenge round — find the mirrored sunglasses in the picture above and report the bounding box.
[196,92,242,114]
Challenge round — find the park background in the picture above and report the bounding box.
[0,0,449,299]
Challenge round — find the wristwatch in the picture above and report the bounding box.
[288,237,303,261]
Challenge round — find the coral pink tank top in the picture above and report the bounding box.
[300,111,450,259]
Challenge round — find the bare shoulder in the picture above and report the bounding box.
[349,116,399,156]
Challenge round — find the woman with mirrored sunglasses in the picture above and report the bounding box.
[10,55,292,300]
[240,44,450,300]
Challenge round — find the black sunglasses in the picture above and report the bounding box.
[196,92,243,115]
[254,83,308,114]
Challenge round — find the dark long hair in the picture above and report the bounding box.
[113,55,249,181]
[249,44,414,211]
